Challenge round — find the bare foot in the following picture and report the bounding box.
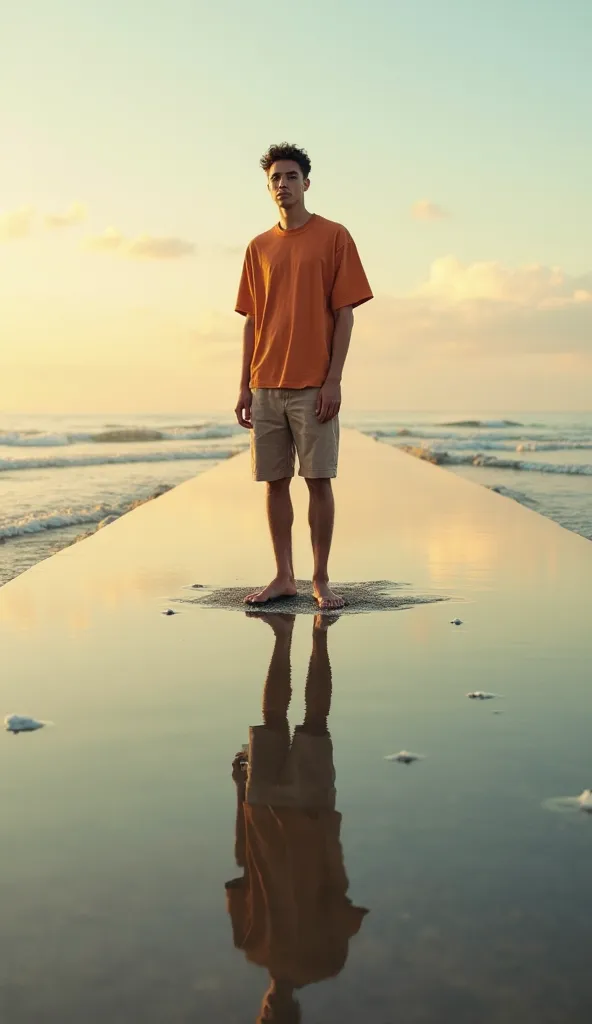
[244,576,297,605]
[312,580,345,611]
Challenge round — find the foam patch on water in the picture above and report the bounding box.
[542,790,592,816]
[385,750,426,764]
[178,579,446,615]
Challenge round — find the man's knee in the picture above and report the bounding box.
[305,477,332,497]
[267,477,292,495]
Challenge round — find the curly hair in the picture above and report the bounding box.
[260,143,311,179]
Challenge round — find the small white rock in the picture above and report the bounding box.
[4,714,47,734]
[384,750,425,764]
[578,789,592,813]
[466,691,500,700]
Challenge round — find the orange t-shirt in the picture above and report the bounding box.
[235,214,373,389]
[225,805,367,988]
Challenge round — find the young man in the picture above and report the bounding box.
[234,143,373,610]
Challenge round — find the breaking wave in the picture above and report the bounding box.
[0,424,240,447]
[0,447,242,474]
[398,446,592,476]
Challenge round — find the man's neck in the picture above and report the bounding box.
[277,202,311,232]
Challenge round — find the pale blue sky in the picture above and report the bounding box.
[2,0,591,411]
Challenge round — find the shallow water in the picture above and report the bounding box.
[1,602,591,1022]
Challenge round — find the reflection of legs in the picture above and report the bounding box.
[260,614,295,730]
[246,614,295,806]
[298,614,335,737]
[293,613,337,807]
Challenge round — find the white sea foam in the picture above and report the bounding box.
[385,750,425,763]
[0,506,116,540]
[0,447,243,474]
[372,432,592,451]
[0,425,240,447]
[401,447,592,476]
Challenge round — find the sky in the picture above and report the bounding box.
[2,0,591,414]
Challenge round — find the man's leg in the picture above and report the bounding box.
[306,478,344,610]
[246,388,297,605]
[245,477,297,603]
[286,387,342,611]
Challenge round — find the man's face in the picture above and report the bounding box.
[267,160,309,208]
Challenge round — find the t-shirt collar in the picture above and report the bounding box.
[273,213,316,237]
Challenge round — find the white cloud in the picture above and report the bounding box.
[85,227,125,251]
[411,199,447,222]
[45,202,87,228]
[127,235,195,259]
[354,257,592,360]
[415,256,592,307]
[86,228,195,259]
[0,205,35,240]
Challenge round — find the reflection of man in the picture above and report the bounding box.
[226,613,368,1023]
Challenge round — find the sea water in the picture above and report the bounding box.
[1,410,591,586]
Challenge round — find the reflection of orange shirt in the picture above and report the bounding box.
[226,805,367,987]
[235,214,373,390]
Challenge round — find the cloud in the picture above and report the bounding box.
[0,205,35,240]
[127,235,195,259]
[45,202,87,228]
[415,255,592,307]
[411,199,448,222]
[86,227,125,251]
[86,228,195,259]
[357,257,592,358]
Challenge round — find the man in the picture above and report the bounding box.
[226,612,368,1023]
[234,143,373,610]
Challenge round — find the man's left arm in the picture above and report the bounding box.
[316,306,354,424]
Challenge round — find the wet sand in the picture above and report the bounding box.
[0,430,591,1023]
[180,578,444,614]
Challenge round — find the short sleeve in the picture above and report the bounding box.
[235,246,255,317]
[331,234,373,312]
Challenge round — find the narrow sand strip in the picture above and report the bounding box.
[180,578,444,614]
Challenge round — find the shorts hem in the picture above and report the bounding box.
[252,470,295,483]
[297,468,338,479]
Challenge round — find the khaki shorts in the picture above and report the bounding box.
[250,387,339,482]
[245,724,336,809]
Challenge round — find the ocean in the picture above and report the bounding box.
[1,410,591,587]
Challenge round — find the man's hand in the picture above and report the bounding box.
[232,751,248,783]
[235,386,253,429]
[316,379,341,423]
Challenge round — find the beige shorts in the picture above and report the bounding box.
[250,387,339,482]
[245,725,336,809]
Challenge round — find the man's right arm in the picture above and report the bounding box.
[234,314,255,429]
